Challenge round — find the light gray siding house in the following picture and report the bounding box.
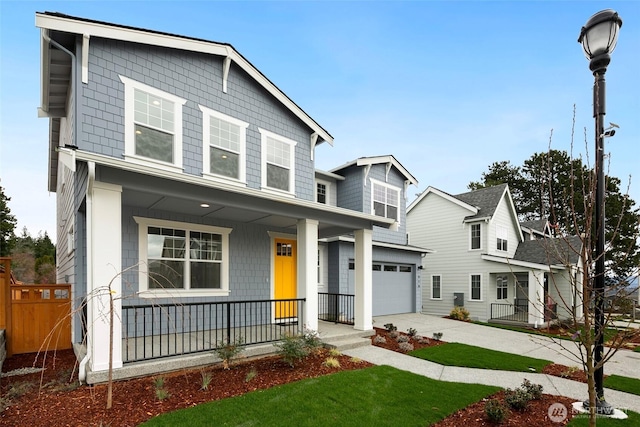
[37,12,396,383]
[407,184,584,325]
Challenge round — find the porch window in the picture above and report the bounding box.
[470,274,482,300]
[260,128,297,194]
[371,179,400,221]
[496,276,508,300]
[496,225,508,251]
[470,224,481,250]
[199,105,248,183]
[120,76,186,171]
[135,217,231,297]
[431,275,442,299]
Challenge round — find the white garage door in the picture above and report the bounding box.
[348,262,415,316]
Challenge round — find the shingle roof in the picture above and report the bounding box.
[513,235,582,266]
[520,219,548,232]
[453,183,508,220]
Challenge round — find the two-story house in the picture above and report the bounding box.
[407,184,584,326]
[315,156,427,320]
[36,12,398,383]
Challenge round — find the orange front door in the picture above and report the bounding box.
[274,239,297,319]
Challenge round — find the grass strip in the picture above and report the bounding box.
[603,375,640,396]
[140,365,499,426]
[568,410,639,426]
[409,342,552,372]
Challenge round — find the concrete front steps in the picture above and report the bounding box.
[320,326,374,351]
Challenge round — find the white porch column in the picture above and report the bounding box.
[297,219,318,331]
[573,267,585,321]
[88,181,122,372]
[527,270,545,326]
[354,228,373,331]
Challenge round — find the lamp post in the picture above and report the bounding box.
[578,9,622,416]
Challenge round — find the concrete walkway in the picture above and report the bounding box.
[343,313,640,414]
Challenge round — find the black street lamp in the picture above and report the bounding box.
[578,9,622,416]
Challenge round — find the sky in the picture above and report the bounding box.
[1,1,639,244]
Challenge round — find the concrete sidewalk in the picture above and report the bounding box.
[341,313,640,414]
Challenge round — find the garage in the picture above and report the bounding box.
[349,262,415,316]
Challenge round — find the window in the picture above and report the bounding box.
[372,264,382,271]
[199,105,248,183]
[259,128,297,194]
[470,274,482,300]
[316,182,327,204]
[120,76,186,170]
[399,266,412,273]
[384,265,398,272]
[371,179,400,221]
[135,217,231,297]
[497,276,508,300]
[496,225,508,251]
[470,223,481,250]
[432,275,442,299]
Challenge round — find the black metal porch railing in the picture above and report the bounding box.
[318,293,354,325]
[122,298,305,363]
[490,300,529,322]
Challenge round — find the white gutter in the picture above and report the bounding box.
[78,161,96,384]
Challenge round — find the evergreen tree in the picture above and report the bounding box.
[0,185,17,256]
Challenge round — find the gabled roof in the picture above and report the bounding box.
[452,183,509,221]
[513,235,582,266]
[35,12,332,144]
[407,186,478,214]
[520,219,552,238]
[330,155,418,186]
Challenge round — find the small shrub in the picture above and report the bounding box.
[152,376,165,389]
[389,330,400,339]
[155,388,170,401]
[323,357,341,368]
[373,335,387,344]
[561,366,580,378]
[349,357,364,363]
[398,342,414,352]
[485,398,510,423]
[520,379,543,400]
[449,306,470,321]
[384,323,397,332]
[245,367,257,383]
[417,336,431,345]
[214,337,245,369]
[274,333,310,367]
[504,388,531,410]
[328,348,342,357]
[396,335,409,343]
[407,327,418,337]
[433,332,443,341]
[302,329,323,353]
[200,370,213,390]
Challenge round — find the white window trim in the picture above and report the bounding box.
[259,127,297,196]
[469,273,483,301]
[198,105,248,185]
[134,216,232,298]
[431,274,442,300]
[315,178,331,204]
[120,75,187,172]
[469,223,482,251]
[496,275,508,300]
[370,177,401,223]
[496,225,508,252]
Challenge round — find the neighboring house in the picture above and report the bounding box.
[407,183,584,326]
[316,156,428,319]
[36,12,397,382]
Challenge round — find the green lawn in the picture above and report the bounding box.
[409,342,552,372]
[604,375,640,396]
[568,410,640,426]
[140,365,499,426]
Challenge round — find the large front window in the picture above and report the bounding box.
[260,128,297,194]
[135,217,231,296]
[120,76,186,170]
[199,105,248,183]
[371,179,400,221]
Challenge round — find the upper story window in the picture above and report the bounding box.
[371,179,400,221]
[259,128,297,195]
[496,225,508,251]
[316,182,327,204]
[199,105,248,184]
[470,223,481,250]
[134,217,231,297]
[120,76,186,171]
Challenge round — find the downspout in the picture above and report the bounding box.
[78,161,95,384]
[42,30,87,381]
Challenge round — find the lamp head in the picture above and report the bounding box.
[578,9,622,73]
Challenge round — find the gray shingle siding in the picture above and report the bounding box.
[336,166,363,212]
[82,38,315,200]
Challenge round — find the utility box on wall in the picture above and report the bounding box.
[454,293,464,307]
